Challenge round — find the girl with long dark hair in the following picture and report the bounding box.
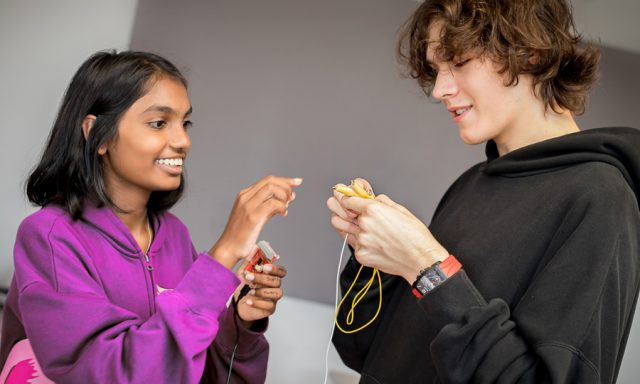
[0,50,300,383]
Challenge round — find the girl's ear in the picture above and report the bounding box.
[82,115,97,140]
[82,115,108,155]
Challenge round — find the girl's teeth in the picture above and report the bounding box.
[455,108,468,115]
[156,158,183,166]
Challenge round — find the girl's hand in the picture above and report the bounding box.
[209,175,302,269]
[235,262,287,324]
[337,193,449,284]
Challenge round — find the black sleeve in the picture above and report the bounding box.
[331,248,402,372]
[420,190,640,383]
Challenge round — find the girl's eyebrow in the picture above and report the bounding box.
[143,105,193,118]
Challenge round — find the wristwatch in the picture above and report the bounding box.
[411,255,461,298]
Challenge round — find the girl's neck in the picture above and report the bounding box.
[110,198,153,254]
[115,208,149,234]
[107,185,151,234]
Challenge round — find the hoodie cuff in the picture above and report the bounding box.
[215,304,269,356]
[174,253,240,319]
[417,270,487,330]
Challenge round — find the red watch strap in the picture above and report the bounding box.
[439,255,461,277]
[410,255,462,299]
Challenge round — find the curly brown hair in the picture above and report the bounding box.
[397,0,600,114]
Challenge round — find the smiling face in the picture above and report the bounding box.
[426,21,544,150]
[99,77,192,205]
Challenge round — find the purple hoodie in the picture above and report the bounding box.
[0,203,269,383]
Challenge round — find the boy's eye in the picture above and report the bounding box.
[453,58,471,68]
[183,120,193,129]
[148,120,166,129]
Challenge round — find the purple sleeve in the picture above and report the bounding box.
[14,221,241,383]
[201,305,269,383]
[186,232,269,382]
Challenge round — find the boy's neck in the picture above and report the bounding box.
[495,107,580,156]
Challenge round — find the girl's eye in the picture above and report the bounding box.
[148,120,166,129]
[183,120,193,130]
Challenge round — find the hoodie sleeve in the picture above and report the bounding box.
[201,304,269,384]
[187,243,269,384]
[420,182,640,383]
[12,216,242,383]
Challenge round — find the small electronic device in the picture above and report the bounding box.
[237,241,279,303]
[243,240,279,274]
[230,242,278,383]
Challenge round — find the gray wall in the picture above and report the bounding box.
[129,0,486,305]
[577,45,640,129]
[0,0,139,285]
[129,0,640,304]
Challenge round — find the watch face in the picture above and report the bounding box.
[416,266,448,294]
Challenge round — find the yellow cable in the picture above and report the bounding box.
[335,264,383,334]
[332,179,383,334]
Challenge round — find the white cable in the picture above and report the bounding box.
[324,235,349,384]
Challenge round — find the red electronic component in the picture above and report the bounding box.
[244,240,279,273]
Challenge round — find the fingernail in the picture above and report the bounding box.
[246,299,253,306]
[249,289,256,296]
[292,178,303,185]
[263,264,273,273]
[245,272,255,281]
[291,191,296,201]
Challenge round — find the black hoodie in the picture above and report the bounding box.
[333,127,640,383]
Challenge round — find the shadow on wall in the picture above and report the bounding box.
[0,287,7,310]
[577,45,640,129]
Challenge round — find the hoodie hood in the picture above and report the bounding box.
[80,201,166,257]
[482,127,640,204]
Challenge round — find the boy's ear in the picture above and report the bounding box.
[82,115,108,155]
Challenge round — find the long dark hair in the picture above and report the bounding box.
[26,50,188,219]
